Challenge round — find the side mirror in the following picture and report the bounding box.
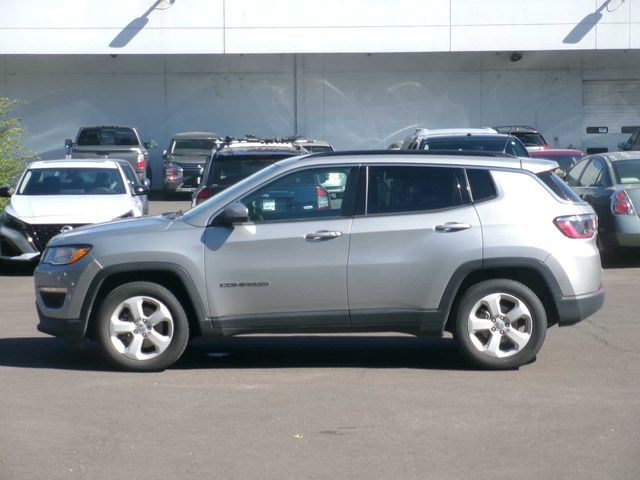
[64,138,74,148]
[213,202,248,226]
[162,149,169,160]
[144,139,158,149]
[618,142,628,150]
[132,184,150,196]
[0,186,13,197]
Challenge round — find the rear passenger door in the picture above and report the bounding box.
[347,165,482,331]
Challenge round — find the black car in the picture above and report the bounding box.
[191,138,305,206]
[406,133,530,158]
[494,126,549,151]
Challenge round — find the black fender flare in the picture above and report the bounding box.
[437,258,563,332]
[79,262,208,335]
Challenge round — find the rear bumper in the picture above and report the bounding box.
[164,178,197,193]
[555,287,605,326]
[611,232,640,248]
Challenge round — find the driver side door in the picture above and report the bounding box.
[203,165,359,330]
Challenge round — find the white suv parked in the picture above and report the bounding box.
[0,159,149,263]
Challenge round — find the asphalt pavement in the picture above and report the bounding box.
[0,199,638,480]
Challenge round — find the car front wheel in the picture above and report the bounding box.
[96,281,189,371]
[453,279,547,370]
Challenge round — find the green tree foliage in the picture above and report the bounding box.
[0,98,35,210]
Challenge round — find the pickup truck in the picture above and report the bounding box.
[65,126,156,182]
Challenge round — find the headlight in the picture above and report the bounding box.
[41,245,91,265]
[1,212,29,231]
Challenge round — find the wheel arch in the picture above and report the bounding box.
[81,262,207,340]
[441,258,562,334]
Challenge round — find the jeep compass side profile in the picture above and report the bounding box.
[34,151,604,371]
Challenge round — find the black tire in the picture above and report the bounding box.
[96,281,189,371]
[453,279,547,370]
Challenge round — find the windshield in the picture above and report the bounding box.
[171,138,218,155]
[77,128,139,146]
[18,167,126,195]
[613,160,640,184]
[513,132,546,146]
[421,138,507,152]
[210,155,292,186]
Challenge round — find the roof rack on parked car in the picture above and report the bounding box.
[217,135,306,151]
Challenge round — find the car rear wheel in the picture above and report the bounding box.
[96,281,189,371]
[453,279,546,369]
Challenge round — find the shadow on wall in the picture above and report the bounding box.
[109,0,175,49]
[563,0,624,44]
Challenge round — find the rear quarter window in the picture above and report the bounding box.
[466,169,497,202]
[536,171,582,202]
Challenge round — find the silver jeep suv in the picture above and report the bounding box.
[34,151,604,371]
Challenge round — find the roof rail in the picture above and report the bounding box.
[309,149,512,158]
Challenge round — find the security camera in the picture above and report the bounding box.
[510,52,523,62]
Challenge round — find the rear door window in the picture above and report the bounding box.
[366,165,468,214]
[578,158,608,187]
[565,159,590,187]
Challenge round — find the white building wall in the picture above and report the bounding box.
[0,0,636,54]
[3,50,640,183]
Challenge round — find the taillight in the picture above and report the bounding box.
[165,163,182,180]
[316,185,330,209]
[611,190,635,215]
[554,214,597,239]
[195,187,212,204]
[136,153,145,169]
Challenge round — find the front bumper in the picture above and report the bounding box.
[36,303,84,338]
[34,255,103,339]
[555,287,605,326]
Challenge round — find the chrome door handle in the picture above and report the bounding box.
[435,222,471,232]
[304,230,343,241]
